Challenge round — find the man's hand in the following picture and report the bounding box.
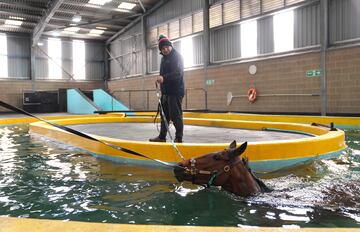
[156,75,164,84]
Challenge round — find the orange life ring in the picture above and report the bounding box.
[247,87,257,103]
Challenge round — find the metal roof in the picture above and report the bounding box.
[0,0,159,41]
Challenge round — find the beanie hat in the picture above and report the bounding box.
[158,34,172,51]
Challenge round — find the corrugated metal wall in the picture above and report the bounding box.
[3,34,104,81]
[108,0,359,79]
[258,16,273,54]
[210,2,320,62]
[294,3,320,48]
[109,22,143,79]
[329,0,360,44]
[34,38,104,80]
[86,41,105,80]
[7,34,30,79]
[146,0,203,28]
[211,24,241,62]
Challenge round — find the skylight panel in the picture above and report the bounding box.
[118,2,136,9]
[5,19,23,26]
[64,27,80,33]
[9,16,25,21]
[88,0,112,6]
[89,29,104,35]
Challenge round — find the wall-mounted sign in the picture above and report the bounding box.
[306,69,322,77]
[249,65,257,75]
[206,79,215,86]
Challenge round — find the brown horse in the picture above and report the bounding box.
[173,141,270,197]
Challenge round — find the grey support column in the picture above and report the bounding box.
[203,0,210,110]
[141,15,148,109]
[320,0,328,116]
[30,43,36,90]
[104,43,110,91]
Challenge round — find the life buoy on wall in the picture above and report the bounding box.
[247,87,257,103]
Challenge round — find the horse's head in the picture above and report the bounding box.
[174,141,269,197]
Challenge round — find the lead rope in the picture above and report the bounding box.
[155,83,185,161]
[0,100,185,170]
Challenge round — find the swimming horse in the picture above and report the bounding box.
[174,141,271,197]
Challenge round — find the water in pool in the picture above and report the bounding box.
[0,125,359,227]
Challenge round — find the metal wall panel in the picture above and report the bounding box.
[61,40,73,79]
[148,47,160,72]
[35,40,48,79]
[110,40,121,57]
[193,35,203,65]
[329,0,360,44]
[7,35,30,79]
[211,24,241,62]
[258,16,274,54]
[109,22,143,79]
[147,0,203,28]
[294,3,320,48]
[85,41,105,80]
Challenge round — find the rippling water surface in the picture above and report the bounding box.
[0,125,359,227]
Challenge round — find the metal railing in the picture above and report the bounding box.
[111,87,208,110]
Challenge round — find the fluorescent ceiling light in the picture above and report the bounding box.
[64,27,80,33]
[5,19,23,26]
[118,2,136,9]
[9,16,25,20]
[72,14,81,22]
[88,0,112,5]
[37,42,44,46]
[89,29,104,35]
[52,30,61,36]
[96,26,107,30]
[87,33,101,37]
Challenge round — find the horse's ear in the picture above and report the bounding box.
[235,142,248,157]
[229,140,237,149]
[229,142,247,159]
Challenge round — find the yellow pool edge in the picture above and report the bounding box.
[28,116,347,172]
[0,217,359,232]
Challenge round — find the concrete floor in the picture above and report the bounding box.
[69,122,311,143]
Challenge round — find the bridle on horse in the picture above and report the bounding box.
[183,156,245,188]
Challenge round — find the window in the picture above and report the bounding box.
[180,36,193,68]
[0,34,8,77]
[48,38,62,79]
[241,20,257,58]
[72,40,86,80]
[274,10,294,53]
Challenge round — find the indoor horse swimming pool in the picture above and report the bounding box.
[0,123,359,228]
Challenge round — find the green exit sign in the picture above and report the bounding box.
[206,79,215,86]
[306,69,322,77]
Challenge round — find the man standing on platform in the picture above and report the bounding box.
[149,35,185,143]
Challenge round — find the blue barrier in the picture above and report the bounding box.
[67,89,100,114]
[93,89,129,111]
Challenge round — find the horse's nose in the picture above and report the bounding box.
[173,164,185,182]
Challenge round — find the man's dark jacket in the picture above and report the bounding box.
[159,49,184,97]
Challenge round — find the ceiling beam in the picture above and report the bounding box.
[45,17,126,32]
[61,1,137,15]
[106,0,169,44]
[137,0,146,13]
[0,9,41,20]
[32,0,64,47]
[0,1,46,13]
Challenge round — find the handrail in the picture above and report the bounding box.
[111,88,208,110]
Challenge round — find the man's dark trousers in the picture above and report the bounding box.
[159,95,183,140]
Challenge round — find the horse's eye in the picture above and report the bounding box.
[213,155,221,160]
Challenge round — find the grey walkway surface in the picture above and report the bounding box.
[0,112,72,119]
[69,122,311,143]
